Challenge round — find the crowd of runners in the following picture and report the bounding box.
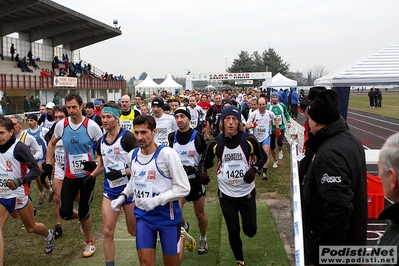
[0,86,292,266]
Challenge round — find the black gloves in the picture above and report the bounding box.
[83,175,95,188]
[107,168,124,181]
[243,167,257,184]
[42,163,53,177]
[183,165,198,175]
[200,172,210,185]
[82,161,97,171]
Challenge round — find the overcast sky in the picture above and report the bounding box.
[54,0,399,80]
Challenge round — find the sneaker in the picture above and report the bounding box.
[33,206,37,216]
[21,224,26,230]
[278,150,283,160]
[262,173,268,181]
[273,160,278,168]
[54,224,63,239]
[198,239,208,254]
[236,260,245,266]
[180,227,196,252]
[82,242,96,257]
[184,221,190,233]
[48,191,54,202]
[38,193,46,205]
[45,230,55,254]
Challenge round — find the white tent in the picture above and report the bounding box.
[159,74,182,91]
[135,74,160,95]
[268,73,297,88]
[314,45,399,120]
[315,45,399,87]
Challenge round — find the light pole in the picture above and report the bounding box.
[224,55,228,72]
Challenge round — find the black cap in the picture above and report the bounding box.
[151,99,164,109]
[300,86,327,106]
[308,90,340,125]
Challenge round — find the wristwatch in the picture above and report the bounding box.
[120,168,127,176]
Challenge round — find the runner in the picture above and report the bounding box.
[119,95,140,133]
[89,101,138,266]
[26,114,53,204]
[44,92,102,258]
[0,115,55,265]
[111,115,194,265]
[245,97,279,180]
[266,92,291,168]
[199,106,267,266]
[168,107,209,255]
[151,98,177,146]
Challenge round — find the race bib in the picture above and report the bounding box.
[190,119,198,128]
[120,120,133,131]
[134,180,153,210]
[68,154,89,175]
[55,148,64,166]
[106,162,128,188]
[257,125,267,134]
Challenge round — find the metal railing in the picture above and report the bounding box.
[0,73,126,90]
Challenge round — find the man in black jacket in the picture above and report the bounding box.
[303,90,367,265]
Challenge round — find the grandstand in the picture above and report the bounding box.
[0,0,126,114]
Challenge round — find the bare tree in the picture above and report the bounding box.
[306,65,328,85]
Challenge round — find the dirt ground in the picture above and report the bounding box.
[265,198,295,266]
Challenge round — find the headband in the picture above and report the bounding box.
[102,106,120,119]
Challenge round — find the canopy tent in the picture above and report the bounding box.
[135,74,160,95]
[314,45,399,119]
[315,45,399,87]
[268,73,297,87]
[159,74,183,91]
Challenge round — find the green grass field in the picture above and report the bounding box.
[3,148,292,266]
[348,93,399,119]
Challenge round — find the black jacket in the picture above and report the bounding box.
[303,117,367,265]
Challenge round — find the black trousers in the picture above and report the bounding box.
[219,190,257,261]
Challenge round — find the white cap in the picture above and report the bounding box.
[46,102,55,109]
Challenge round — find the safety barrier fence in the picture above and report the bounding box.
[286,119,381,266]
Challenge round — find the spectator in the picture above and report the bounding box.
[373,132,399,266]
[10,44,16,61]
[23,96,30,112]
[290,88,299,120]
[27,49,33,66]
[53,94,61,105]
[368,87,375,108]
[1,97,7,115]
[15,54,20,62]
[34,96,41,111]
[31,59,40,70]
[303,90,367,264]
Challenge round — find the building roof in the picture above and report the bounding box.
[315,45,399,87]
[0,0,121,50]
